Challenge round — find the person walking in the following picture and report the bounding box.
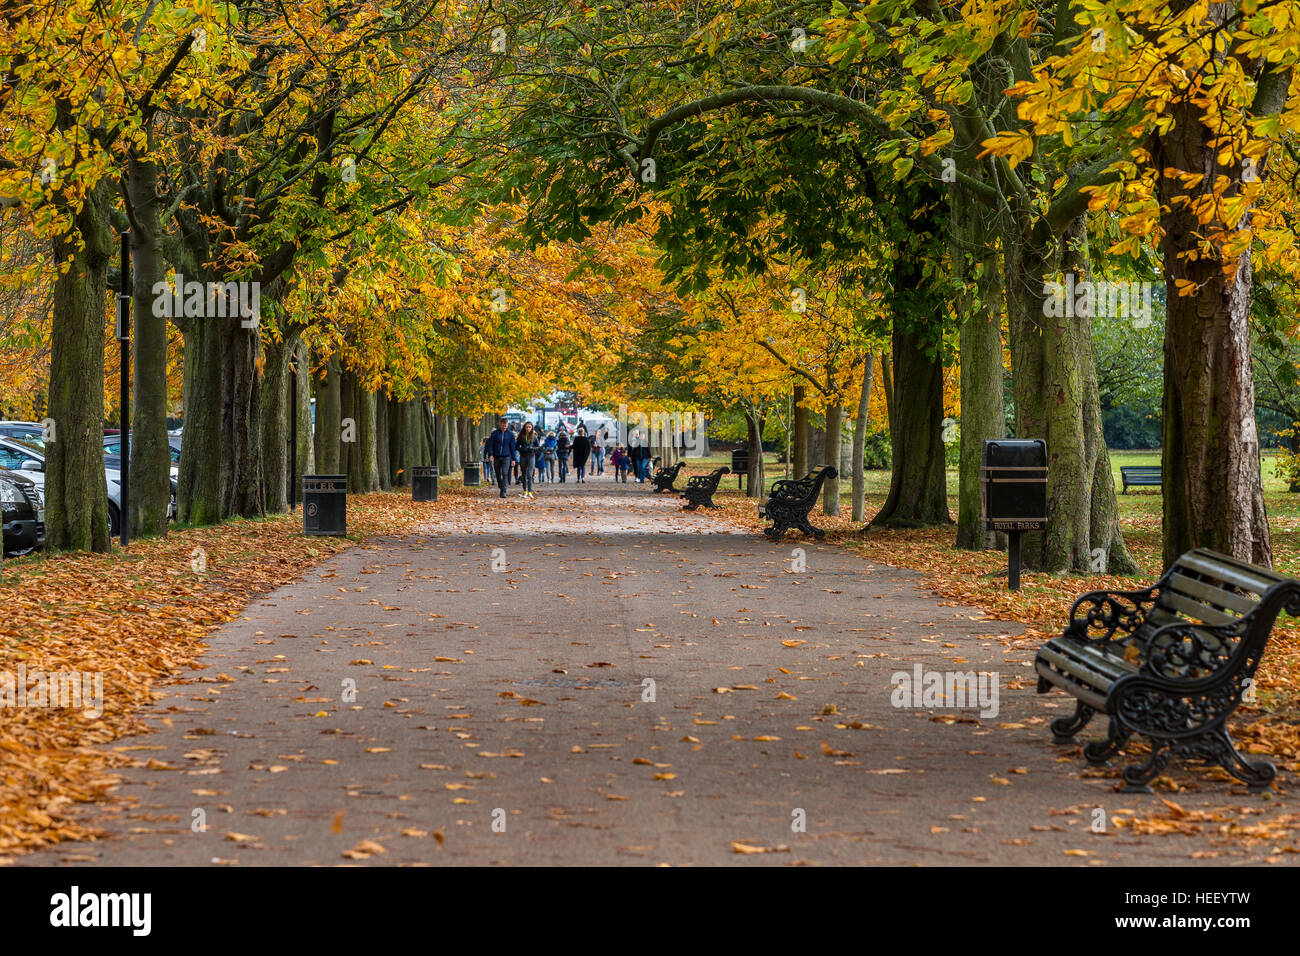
[535,430,547,485]
[592,430,605,476]
[508,422,521,484]
[571,426,591,483]
[612,445,629,482]
[543,431,558,482]
[484,417,517,498]
[516,421,540,498]
[556,427,571,483]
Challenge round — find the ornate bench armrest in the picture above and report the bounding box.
[1066,586,1159,643]
[768,479,811,500]
[1137,619,1246,682]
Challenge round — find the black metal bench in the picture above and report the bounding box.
[1120,465,1162,493]
[651,460,685,493]
[758,465,838,541]
[1035,548,1299,792]
[681,467,728,510]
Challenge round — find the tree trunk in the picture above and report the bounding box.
[879,352,895,435]
[259,333,292,512]
[294,338,314,481]
[315,354,342,474]
[822,403,843,516]
[218,299,263,518]
[457,416,472,476]
[952,184,1007,550]
[745,408,764,498]
[872,329,949,527]
[1157,102,1271,568]
[357,387,380,493]
[792,385,808,477]
[178,299,222,525]
[850,354,875,523]
[127,146,171,538]
[341,368,358,490]
[376,393,391,491]
[1004,222,1137,572]
[46,179,111,552]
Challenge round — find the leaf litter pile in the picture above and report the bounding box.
[0,490,457,860]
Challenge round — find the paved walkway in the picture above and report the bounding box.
[24,475,1294,865]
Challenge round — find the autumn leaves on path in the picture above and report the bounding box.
[24,482,1299,865]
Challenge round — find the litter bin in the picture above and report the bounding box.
[731,449,750,491]
[302,474,347,536]
[980,439,1048,591]
[463,461,481,487]
[412,465,438,502]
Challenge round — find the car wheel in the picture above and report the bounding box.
[108,502,120,537]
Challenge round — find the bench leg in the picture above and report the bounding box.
[1083,719,1131,765]
[1119,740,1173,794]
[1204,726,1276,792]
[764,523,785,542]
[1050,700,1096,744]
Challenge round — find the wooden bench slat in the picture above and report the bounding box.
[1156,590,1238,626]
[1177,550,1282,595]
[1166,572,1258,614]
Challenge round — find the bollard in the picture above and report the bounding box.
[412,465,438,502]
[302,474,347,536]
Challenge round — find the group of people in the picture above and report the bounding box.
[480,417,656,498]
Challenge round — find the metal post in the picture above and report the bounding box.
[117,232,131,547]
[1008,530,1022,592]
[289,354,298,509]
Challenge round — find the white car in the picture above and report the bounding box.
[0,437,175,536]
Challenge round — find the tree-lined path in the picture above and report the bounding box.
[22,482,1295,866]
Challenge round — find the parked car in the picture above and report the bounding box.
[0,420,47,446]
[0,437,175,536]
[0,467,44,555]
[102,434,182,473]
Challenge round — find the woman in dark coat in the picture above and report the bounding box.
[571,427,592,482]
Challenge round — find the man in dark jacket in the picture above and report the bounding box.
[484,417,517,498]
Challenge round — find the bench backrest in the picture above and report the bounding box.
[1121,466,1161,478]
[1136,549,1297,678]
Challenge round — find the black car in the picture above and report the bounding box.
[0,467,44,555]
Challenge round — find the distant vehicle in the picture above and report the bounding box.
[0,467,43,555]
[0,421,46,446]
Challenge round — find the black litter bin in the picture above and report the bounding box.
[302,474,347,536]
[980,439,1047,591]
[412,465,438,502]
[731,449,750,491]
[463,461,481,487]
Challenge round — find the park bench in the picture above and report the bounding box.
[651,460,685,493]
[1035,548,1299,792]
[681,467,729,510]
[758,465,838,541]
[1120,465,1162,493]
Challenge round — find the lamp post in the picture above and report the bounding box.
[289,350,298,509]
